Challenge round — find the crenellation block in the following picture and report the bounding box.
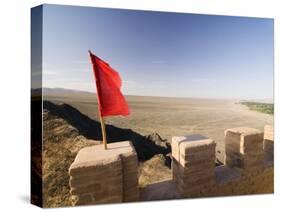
[225,127,263,170]
[69,141,139,205]
[263,125,274,162]
[171,134,216,197]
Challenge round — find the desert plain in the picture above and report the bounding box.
[45,88,273,162]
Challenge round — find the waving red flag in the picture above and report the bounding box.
[88,51,130,117]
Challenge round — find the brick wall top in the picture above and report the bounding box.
[69,141,136,173]
[264,125,274,141]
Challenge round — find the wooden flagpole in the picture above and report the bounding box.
[99,115,107,150]
[89,50,108,150]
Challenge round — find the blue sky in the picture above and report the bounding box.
[41,4,274,100]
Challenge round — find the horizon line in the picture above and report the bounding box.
[36,87,274,103]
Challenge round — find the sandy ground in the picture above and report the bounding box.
[45,89,273,162]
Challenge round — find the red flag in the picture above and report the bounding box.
[88,51,130,117]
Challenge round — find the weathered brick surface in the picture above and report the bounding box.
[171,127,273,199]
[264,125,274,162]
[225,127,264,170]
[172,135,216,197]
[208,162,273,197]
[121,154,139,202]
[69,141,139,205]
[69,126,274,205]
[264,125,274,141]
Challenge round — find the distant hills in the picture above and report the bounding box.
[34,87,274,103]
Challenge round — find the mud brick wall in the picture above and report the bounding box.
[121,153,139,202]
[210,163,273,196]
[225,127,264,170]
[172,135,216,197]
[172,126,274,198]
[264,125,274,161]
[69,141,139,205]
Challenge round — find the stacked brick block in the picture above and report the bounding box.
[68,126,274,203]
[69,141,139,205]
[121,152,139,202]
[263,125,274,162]
[225,127,264,170]
[170,127,273,199]
[212,163,273,197]
[172,135,216,197]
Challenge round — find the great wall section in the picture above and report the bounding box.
[68,125,274,205]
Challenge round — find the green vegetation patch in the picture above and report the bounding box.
[240,101,274,115]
